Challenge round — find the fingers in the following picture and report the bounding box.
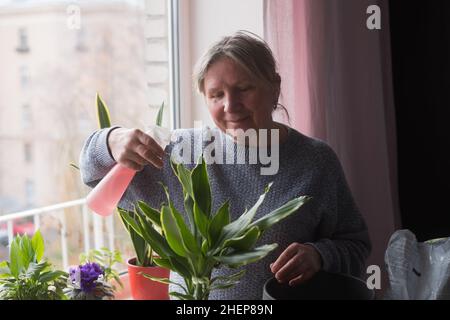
[270,242,322,287]
[288,270,314,287]
[270,242,299,274]
[274,253,307,283]
[109,128,166,170]
[135,129,165,158]
[135,143,164,169]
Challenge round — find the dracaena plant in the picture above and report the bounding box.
[118,157,311,300]
[0,230,68,300]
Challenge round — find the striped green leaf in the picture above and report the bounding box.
[96,93,111,128]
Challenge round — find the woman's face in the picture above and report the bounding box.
[203,57,276,133]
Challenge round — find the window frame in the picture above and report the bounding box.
[168,0,181,130]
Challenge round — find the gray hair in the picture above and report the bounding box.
[193,30,281,98]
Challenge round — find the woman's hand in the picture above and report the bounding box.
[107,128,165,171]
[270,242,323,287]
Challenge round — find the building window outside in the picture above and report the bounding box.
[16,27,30,53]
[24,143,32,163]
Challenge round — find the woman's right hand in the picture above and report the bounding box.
[107,128,165,171]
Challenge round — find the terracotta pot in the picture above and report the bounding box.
[127,257,170,300]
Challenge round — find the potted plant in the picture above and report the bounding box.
[119,156,312,300]
[65,248,123,300]
[0,230,68,300]
[118,205,171,300]
[79,247,124,291]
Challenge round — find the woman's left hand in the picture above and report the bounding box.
[270,242,323,287]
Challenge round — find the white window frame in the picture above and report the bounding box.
[168,0,181,129]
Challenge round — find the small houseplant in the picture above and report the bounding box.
[119,157,311,300]
[64,247,123,300]
[79,247,123,291]
[0,230,68,300]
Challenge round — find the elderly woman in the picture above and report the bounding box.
[80,31,371,300]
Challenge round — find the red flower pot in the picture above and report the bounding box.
[127,257,170,300]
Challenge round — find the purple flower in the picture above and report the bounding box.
[69,262,104,293]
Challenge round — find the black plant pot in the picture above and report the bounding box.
[262,270,375,300]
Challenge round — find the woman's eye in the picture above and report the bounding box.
[239,86,252,92]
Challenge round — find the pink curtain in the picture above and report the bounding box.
[265,0,401,290]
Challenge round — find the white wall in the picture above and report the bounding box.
[179,0,264,128]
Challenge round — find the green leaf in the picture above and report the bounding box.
[26,261,49,279]
[193,203,209,240]
[117,208,148,266]
[169,291,194,300]
[69,163,80,170]
[20,235,34,269]
[211,270,246,284]
[156,102,165,126]
[174,161,194,197]
[249,196,312,232]
[9,237,22,278]
[161,206,188,257]
[31,230,45,262]
[152,258,172,270]
[171,203,200,256]
[96,93,111,128]
[118,208,141,235]
[215,244,278,268]
[0,261,10,276]
[134,207,176,260]
[183,193,196,236]
[141,273,188,294]
[39,270,67,283]
[160,183,199,255]
[201,239,209,255]
[191,156,211,216]
[219,183,272,244]
[168,256,192,279]
[137,201,161,228]
[208,201,230,246]
[222,226,260,251]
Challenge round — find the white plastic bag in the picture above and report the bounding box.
[384,229,450,300]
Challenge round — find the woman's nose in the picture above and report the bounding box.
[223,93,241,112]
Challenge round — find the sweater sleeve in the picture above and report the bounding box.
[79,126,120,188]
[307,144,372,278]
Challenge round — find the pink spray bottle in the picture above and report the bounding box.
[86,125,172,216]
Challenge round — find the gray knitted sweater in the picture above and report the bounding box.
[79,125,371,300]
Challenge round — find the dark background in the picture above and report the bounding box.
[389,1,450,241]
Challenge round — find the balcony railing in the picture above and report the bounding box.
[0,199,116,270]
